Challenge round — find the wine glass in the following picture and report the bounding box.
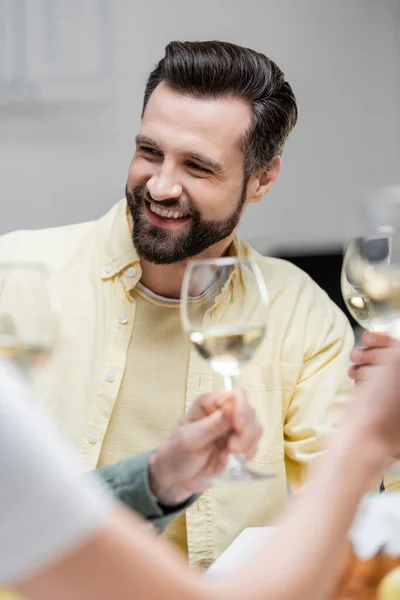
[341,237,395,335]
[341,185,400,474]
[0,262,59,378]
[181,256,272,482]
[341,187,400,338]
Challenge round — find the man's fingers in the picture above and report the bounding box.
[185,391,233,422]
[179,408,232,450]
[350,347,380,366]
[227,436,259,460]
[216,451,229,472]
[243,440,259,461]
[181,389,261,457]
[224,388,262,454]
[351,346,396,367]
[230,388,249,433]
[350,334,399,367]
[184,394,217,421]
[349,364,375,382]
[348,364,358,380]
[227,422,262,455]
[361,331,398,349]
[229,388,259,436]
[209,449,229,475]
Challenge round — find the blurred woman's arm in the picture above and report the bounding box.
[3,348,400,600]
[0,359,115,585]
[17,419,384,600]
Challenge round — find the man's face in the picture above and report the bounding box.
[125,83,253,264]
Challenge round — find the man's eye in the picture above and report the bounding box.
[187,162,211,174]
[140,146,160,156]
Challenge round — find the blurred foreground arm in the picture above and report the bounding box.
[3,349,400,600]
[349,331,400,490]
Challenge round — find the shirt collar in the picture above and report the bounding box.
[100,199,141,281]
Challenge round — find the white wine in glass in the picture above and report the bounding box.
[190,325,266,382]
[0,262,59,376]
[181,256,272,482]
[341,237,398,335]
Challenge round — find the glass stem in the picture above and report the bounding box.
[222,374,239,391]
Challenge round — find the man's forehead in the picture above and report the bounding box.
[141,83,251,151]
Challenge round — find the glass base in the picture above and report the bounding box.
[201,454,276,484]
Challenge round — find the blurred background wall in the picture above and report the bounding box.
[1,0,399,256]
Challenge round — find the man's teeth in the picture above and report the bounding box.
[149,203,189,219]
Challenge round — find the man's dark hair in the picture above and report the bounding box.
[142,40,298,176]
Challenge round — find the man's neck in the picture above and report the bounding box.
[139,238,234,299]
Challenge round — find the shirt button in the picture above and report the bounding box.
[106,371,115,382]
[126,266,137,277]
[104,265,113,274]
[118,313,128,324]
[88,433,98,445]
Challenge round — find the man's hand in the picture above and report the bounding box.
[348,331,399,384]
[347,343,400,462]
[148,389,262,506]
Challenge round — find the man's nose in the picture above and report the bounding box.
[147,166,182,201]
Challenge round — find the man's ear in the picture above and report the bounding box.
[247,156,281,205]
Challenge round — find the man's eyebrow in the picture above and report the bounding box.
[182,152,224,172]
[135,135,159,147]
[135,136,224,172]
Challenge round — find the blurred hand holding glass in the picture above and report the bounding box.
[181,256,271,482]
[0,262,59,378]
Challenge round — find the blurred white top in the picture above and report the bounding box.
[0,358,114,585]
[205,528,277,579]
[349,492,400,560]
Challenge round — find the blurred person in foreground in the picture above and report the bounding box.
[0,380,262,600]
[2,342,400,600]
[1,39,389,568]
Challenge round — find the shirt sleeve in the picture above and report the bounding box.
[283,285,356,491]
[0,359,115,586]
[97,452,200,532]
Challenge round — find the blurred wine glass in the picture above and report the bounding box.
[0,262,59,377]
[181,256,272,482]
[341,186,400,338]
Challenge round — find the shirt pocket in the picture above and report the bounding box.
[240,362,298,465]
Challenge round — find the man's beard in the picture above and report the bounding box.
[125,183,247,265]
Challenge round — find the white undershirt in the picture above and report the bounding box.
[135,265,230,305]
[0,358,114,585]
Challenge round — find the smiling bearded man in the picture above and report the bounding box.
[0,40,373,576]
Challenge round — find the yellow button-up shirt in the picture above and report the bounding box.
[1,199,393,573]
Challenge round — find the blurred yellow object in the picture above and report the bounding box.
[379,566,400,599]
[0,589,19,600]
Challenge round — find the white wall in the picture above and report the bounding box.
[0,0,399,254]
